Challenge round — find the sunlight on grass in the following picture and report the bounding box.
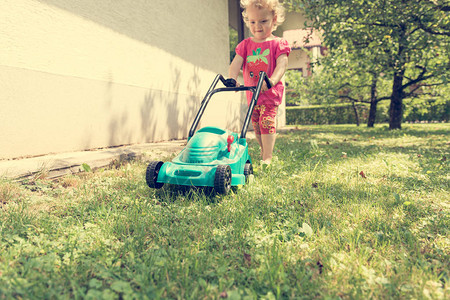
[0,124,448,298]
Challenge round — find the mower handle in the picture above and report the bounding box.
[218,74,272,90]
[188,71,272,139]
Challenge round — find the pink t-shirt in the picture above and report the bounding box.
[236,37,291,106]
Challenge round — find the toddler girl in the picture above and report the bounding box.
[229,0,290,164]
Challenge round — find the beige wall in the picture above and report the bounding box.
[0,0,244,159]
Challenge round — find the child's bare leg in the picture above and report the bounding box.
[255,134,263,158]
[252,120,263,158]
[261,133,277,163]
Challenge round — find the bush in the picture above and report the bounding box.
[404,98,449,122]
[286,103,370,125]
[286,98,449,125]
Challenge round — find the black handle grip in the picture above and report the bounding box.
[224,78,237,87]
[219,75,238,87]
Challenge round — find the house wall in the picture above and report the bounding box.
[287,49,310,77]
[287,47,321,77]
[0,0,241,159]
[273,12,308,37]
[289,46,323,76]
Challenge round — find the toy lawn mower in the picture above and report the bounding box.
[145,71,271,195]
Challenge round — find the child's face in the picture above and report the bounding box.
[246,5,277,42]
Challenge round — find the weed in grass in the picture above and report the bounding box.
[0,179,24,206]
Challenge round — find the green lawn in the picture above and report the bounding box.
[1,124,449,299]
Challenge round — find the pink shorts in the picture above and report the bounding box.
[251,104,278,135]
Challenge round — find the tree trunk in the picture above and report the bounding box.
[352,101,360,126]
[389,71,404,130]
[367,72,378,127]
[367,101,377,127]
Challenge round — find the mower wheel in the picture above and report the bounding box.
[146,161,164,189]
[244,163,253,182]
[214,165,231,194]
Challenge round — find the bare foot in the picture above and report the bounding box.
[261,159,271,165]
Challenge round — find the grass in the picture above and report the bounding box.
[0,123,449,299]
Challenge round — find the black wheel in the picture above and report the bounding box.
[244,162,253,182]
[146,161,164,189]
[214,165,232,194]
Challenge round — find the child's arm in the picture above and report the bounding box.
[229,54,244,83]
[262,53,289,91]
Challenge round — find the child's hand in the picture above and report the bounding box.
[234,81,241,92]
[261,82,269,92]
[261,78,274,92]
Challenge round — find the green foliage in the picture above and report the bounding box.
[406,83,450,122]
[285,70,310,106]
[229,26,239,63]
[285,53,393,108]
[285,68,344,106]
[1,124,449,298]
[81,163,92,173]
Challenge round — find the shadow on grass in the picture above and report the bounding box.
[152,184,221,204]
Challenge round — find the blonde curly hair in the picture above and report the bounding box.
[241,0,286,31]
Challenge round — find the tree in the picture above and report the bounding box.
[287,0,450,129]
[414,0,450,36]
[286,48,392,127]
[318,48,392,127]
